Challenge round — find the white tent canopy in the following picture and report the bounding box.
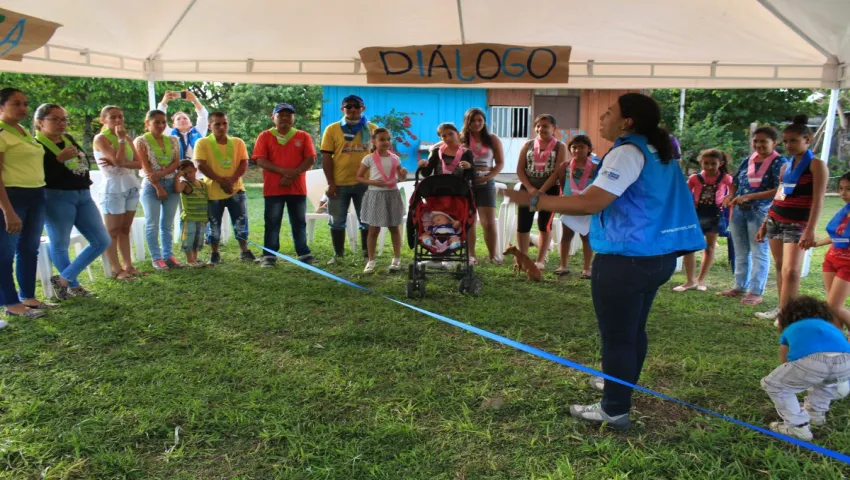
[1,0,848,89]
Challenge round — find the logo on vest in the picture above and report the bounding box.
[601,170,619,181]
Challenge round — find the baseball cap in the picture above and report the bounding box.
[342,95,364,106]
[273,103,296,114]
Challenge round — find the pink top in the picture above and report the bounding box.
[688,171,732,206]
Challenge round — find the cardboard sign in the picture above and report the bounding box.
[359,44,571,85]
[0,9,61,62]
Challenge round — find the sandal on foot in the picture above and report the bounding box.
[740,295,764,306]
[696,283,708,292]
[580,272,592,280]
[112,271,138,281]
[672,284,697,292]
[554,267,570,276]
[716,289,743,297]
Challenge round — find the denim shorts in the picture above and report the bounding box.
[100,187,140,215]
[181,220,206,253]
[473,180,497,208]
[766,217,805,243]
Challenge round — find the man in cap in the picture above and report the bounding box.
[319,94,377,264]
[253,103,317,266]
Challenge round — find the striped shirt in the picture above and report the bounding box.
[180,180,209,222]
[769,163,813,225]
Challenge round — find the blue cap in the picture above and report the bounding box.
[273,103,296,114]
[342,95,364,106]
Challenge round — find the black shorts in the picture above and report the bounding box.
[517,184,561,233]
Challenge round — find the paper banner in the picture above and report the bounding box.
[359,44,571,85]
[0,9,62,62]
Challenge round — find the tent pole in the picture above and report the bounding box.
[678,89,686,133]
[821,88,840,164]
[147,80,156,111]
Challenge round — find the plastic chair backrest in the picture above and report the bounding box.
[305,169,329,210]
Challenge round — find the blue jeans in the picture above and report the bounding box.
[140,179,181,261]
[264,195,310,257]
[207,191,249,245]
[730,206,770,296]
[328,183,368,231]
[591,253,678,416]
[44,189,111,287]
[0,187,46,306]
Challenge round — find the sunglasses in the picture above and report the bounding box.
[343,104,363,110]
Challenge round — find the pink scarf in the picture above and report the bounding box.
[438,143,466,174]
[533,137,557,171]
[372,150,399,188]
[568,157,593,195]
[747,151,778,188]
[469,135,489,156]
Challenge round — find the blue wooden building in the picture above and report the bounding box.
[321,86,487,171]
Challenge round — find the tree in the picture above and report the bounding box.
[369,109,420,159]
[223,83,322,155]
[676,114,744,171]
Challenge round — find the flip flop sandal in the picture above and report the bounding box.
[696,284,708,292]
[716,289,743,297]
[580,273,592,279]
[673,284,698,292]
[740,296,764,306]
[112,272,138,281]
[554,267,570,276]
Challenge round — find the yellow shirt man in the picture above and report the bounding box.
[193,135,249,200]
[320,121,377,187]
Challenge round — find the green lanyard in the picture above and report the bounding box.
[144,132,173,166]
[0,120,41,147]
[207,133,233,168]
[268,127,297,146]
[100,128,133,159]
[36,131,79,169]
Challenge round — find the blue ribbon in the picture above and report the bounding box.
[250,242,850,465]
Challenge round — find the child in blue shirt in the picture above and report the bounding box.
[761,296,850,440]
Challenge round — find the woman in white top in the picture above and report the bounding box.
[461,108,504,265]
[134,109,182,270]
[93,105,142,280]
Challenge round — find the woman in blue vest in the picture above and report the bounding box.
[506,93,704,429]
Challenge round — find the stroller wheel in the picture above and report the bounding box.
[406,280,416,299]
[408,263,415,281]
[418,279,426,298]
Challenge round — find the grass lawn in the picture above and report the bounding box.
[2,184,850,479]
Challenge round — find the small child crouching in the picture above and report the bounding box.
[174,160,210,266]
[761,296,850,440]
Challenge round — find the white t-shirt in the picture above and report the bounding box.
[591,144,644,197]
[361,153,400,191]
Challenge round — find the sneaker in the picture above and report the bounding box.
[768,421,812,441]
[153,259,169,270]
[209,252,221,265]
[755,308,780,320]
[589,376,605,392]
[68,286,92,297]
[0,319,6,329]
[388,258,402,272]
[802,399,826,426]
[298,254,315,265]
[836,380,850,399]
[165,257,182,268]
[364,260,377,273]
[328,256,342,265]
[534,261,545,271]
[260,256,277,268]
[569,403,631,430]
[240,250,256,262]
[49,275,69,300]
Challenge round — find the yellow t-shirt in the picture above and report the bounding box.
[320,122,377,187]
[193,136,249,201]
[0,128,46,188]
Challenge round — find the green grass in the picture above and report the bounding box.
[2,188,850,479]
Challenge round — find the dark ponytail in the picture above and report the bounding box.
[617,93,672,163]
[783,114,812,139]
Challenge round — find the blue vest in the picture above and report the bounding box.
[171,127,204,160]
[589,133,706,257]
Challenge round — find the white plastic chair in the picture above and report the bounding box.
[305,169,358,251]
[37,230,94,298]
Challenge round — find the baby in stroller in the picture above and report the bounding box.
[420,210,462,253]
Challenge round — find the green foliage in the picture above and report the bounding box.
[677,114,745,171]
[224,83,322,154]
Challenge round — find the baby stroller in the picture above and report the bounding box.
[406,170,482,298]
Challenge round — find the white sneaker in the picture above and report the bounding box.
[836,380,850,399]
[0,319,7,329]
[388,258,402,272]
[769,421,813,441]
[327,256,341,265]
[569,403,630,430]
[534,261,545,270]
[802,398,827,426]
[755,308,780,320]
[363,260,377,273]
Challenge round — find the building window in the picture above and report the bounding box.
[490,106,530,138]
